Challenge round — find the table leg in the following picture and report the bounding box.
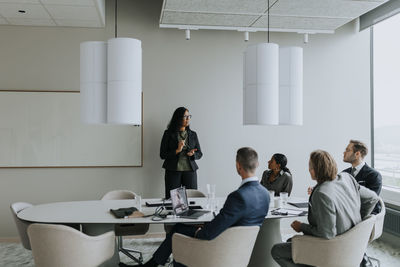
[248,218,281,267]
[82,224,119,267]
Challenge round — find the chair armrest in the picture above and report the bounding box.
[78,230,116,266]
[172,233,213,267]
[292,234,366,267]
[172,226,259,267]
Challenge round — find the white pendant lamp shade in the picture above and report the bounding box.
[80,41,107,124]
[80,38,142,125]
[279,47,303,125]
[107,38,142,125]
[244,43,279,125]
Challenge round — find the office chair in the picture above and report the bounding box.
[28,223,114,267]
[102,190,149,265]
[10,202,33,250]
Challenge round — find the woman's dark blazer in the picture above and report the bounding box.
[160,128,203,171]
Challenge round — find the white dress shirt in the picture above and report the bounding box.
[240,176,259,187]
[352,161,366,177]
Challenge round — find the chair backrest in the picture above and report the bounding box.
[173,226,259,267]
[101,190,136,200]
[10,202,33,250]
[370,197,386,242]
[186,189,206,198]
[292,215,376,267]
[28,223,115,267]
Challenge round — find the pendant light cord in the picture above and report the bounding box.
[115,0,118,38]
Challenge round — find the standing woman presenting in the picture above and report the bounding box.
[160,107,203,199]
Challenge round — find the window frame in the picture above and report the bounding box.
[371,26,400,207]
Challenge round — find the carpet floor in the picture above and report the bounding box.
[1,237,399,266]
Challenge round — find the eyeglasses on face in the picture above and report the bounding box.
[183,115,192,119]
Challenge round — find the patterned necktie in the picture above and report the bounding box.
[351,167,357,177]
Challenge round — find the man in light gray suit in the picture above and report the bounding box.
[271,150,379,267]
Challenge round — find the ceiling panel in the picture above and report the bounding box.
[164,0,269,14]
[0,3,51,19]
[55,19,102,27]
[45,5,100,20]
[270,0,382,18]
[160,0,390,33]
[39,0,94,5]
[0,0,104,27]
[7,17,55,26]
[254,15,350,30]
[163,11,258,27]
[0,0,39,3]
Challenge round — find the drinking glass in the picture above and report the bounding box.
[135,195,142,211]
[268,190,275,207]
[206,184,216,211]
[280,192,289,206]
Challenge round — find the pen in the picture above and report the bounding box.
[213,211,216,217]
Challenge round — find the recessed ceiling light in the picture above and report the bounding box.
[18,10,26,14]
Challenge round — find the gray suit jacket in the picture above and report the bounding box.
[300,172,379,239]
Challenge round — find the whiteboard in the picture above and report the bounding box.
[0,91,142,167]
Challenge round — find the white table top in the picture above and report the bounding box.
[18,197,307,224]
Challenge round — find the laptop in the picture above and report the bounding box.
[170,187,210,219]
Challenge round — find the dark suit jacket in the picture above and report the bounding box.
[196,181,270,240]
[343,163,382,213]
[160,128,202,171]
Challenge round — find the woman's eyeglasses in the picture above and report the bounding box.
[183,115,192,119]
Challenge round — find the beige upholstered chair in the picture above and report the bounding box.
[367,198,386,266]
[291,215,376,267]
[172,226,260,267]
[102,190,149,264]
[369,197,386,242]
[28,223,114,267]
[10,202,33,250]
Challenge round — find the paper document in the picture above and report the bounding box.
[271,208,306,216]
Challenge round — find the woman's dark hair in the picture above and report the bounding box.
[272,153,291,174]
[167,107,189,132]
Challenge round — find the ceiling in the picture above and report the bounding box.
[159,0,390,34]
[0,0,389,33]
[0,0,105,27]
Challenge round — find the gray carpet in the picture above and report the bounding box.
[1,238,399,266]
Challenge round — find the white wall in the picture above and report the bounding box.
[0,0,371,237]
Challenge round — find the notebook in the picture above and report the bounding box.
[170,187,209,219]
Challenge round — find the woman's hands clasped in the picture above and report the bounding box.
[186,148,197,157]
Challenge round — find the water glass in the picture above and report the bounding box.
[280,192,289,206]
[268,190,275,207]
[135,195,142,211]
[206,184,216,211]
[207,184,216,198]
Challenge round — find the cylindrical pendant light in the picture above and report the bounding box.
[279,47,303,125]
[80,41,107,124]
[244,43,279,125]
[107,38,142,125]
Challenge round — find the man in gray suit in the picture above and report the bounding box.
[271,150,379,267]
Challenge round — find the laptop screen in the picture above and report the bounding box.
[170,187,189,215]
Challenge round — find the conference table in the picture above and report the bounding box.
[18,197,307,267]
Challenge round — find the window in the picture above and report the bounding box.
[373,13,400,190]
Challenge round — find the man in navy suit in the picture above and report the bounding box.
[343,140,382,211]
[140,147,270,267]
[343,140,382,267]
